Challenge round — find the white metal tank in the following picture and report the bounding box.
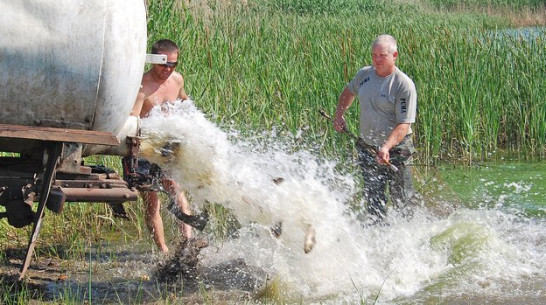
[0,0,147,137]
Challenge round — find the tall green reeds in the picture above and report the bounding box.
[410,26,546,162]
[146,0,544,162]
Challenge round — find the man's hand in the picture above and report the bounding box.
[377,146,390,165]
[333,115,347,133]
[377,145,399,172]
[334,87,356,133]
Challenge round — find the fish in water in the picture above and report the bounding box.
[303,224,316,254]
[271,221,316,254]
[270,221,283,238]
[141,138,319,254]
[139,105,319,256]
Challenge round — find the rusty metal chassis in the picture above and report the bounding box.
[0,124,139,280]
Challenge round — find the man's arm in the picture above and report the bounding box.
[334,86,356,132]
[130,90,146,117]
[176,74,189,101]
[377,123,410,163]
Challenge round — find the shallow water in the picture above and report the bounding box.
[440,162,545,217]
[135,101,546,304]
[496,26,546,41]
[3,101,543,304]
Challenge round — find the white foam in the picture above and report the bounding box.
[140,101,546,303]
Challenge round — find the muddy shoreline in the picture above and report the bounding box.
[0,239,269,304]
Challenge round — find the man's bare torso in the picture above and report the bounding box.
[137,71,185,117]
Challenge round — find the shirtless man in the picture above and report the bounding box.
[130,39,192,252]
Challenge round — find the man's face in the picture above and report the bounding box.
[152,51,179,81]
[372,44,397,77]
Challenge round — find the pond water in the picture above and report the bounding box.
[497,26,546,40]
[441,161,545,217]
[138,101,545,304]
[3,101,544,304]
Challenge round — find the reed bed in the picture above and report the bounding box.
[146,0,545,163]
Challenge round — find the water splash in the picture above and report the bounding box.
[139,101,545,304]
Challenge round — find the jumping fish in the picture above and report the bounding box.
[303,224,316,254]
[270,221,283,238]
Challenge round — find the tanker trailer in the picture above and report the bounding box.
[0,0,148,279]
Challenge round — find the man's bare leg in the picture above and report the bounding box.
[176,191,193,239]
[143,191,169,253]
[163,179,193,239]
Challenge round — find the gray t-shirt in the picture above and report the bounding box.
[347,66,417,147]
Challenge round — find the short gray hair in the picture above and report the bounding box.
[372,34,397,54]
